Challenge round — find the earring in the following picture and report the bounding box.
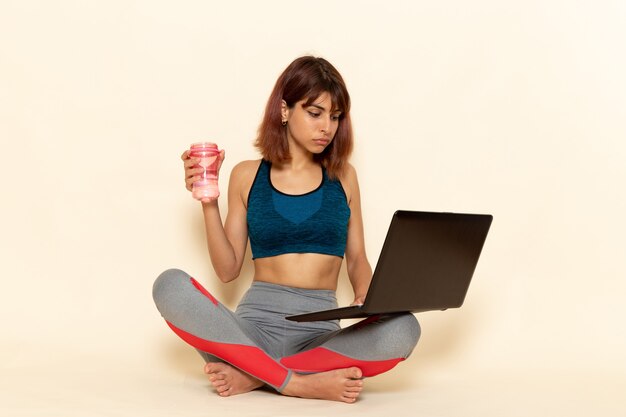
[281,120,287,126]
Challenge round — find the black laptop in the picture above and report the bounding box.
[286,210,493,322]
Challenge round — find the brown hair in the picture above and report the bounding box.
[255,56,353,179]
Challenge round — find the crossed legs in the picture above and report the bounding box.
[153,269,420,402]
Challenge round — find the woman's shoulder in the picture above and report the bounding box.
[232,159,263,174]
[230,159,263,186]
[338,162,358,184]
[338,162,359,203]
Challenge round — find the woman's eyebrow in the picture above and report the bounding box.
[308,103,342,113]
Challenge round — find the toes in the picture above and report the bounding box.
[345,379,364,388]
[204,362,226,374]
[342,389,361,403]
[347,367,363,379]
[208,373,224,382]
[341,395,358,403]
[211,379,228,388]
[216,385,231,395]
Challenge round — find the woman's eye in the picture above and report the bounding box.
[308,111,321,118]
[331,114,341,121]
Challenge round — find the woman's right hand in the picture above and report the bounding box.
[181,149,226,193]
[181,150,203,192]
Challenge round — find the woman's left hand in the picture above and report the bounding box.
[351,296,366,306]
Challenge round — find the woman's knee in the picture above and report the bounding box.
[326,313,421,360]
[152,268,191,309]
[382,313,421,357]
[396,313,421,345]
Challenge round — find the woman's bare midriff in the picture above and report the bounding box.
[253,253,342,290]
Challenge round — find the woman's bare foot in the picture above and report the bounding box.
[204,362,264,397]
[282,367,364,403]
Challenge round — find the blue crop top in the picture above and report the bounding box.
[246,160,351,260]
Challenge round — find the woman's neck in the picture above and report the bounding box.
[281,146,318,172]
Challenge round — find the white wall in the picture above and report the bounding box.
[1,0,624,382]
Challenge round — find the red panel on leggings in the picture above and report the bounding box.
[280,347,404,377]
[190,277,218,306]
[166,321,288,389]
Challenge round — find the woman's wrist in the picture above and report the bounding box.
[201,199,219,209]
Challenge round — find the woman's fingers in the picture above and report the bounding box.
[183,157,200,168]
[185,167,204,178]
[185,172,203,191]
[216,149,225,167]
[182,147,224,192]
[182,149,202,191]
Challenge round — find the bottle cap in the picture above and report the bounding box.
[191,142,218,150]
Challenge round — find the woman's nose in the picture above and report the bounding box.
[320,116,331,133]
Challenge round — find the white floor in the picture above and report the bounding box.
[2,349,624,417]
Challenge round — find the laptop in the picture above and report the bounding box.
[286,210,493,322]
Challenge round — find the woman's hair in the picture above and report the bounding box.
[255,56,353,179]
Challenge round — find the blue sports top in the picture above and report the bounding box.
[247,160,351,260]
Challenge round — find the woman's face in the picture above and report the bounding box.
[282,91,341,155]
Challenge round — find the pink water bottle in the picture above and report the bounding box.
[189,142,220,202]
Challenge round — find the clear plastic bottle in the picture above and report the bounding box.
[189,142,220,202]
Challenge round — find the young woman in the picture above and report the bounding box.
[153,56,420,403]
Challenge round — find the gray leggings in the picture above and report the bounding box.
[153,268,420,391]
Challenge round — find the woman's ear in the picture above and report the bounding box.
[281,100,289,122]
